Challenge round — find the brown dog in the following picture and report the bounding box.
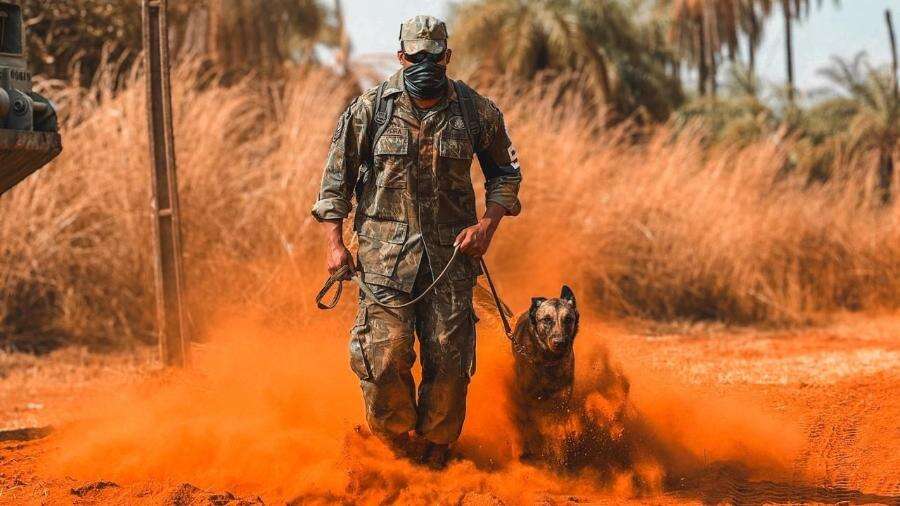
[508,285,580,467]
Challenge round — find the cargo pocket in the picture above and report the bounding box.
[374,126,409,189]
[349,307,373,382]
[437,222,483,281]
[356,219,408,279]
[437,128,474,190]
[464,310,477,378]
[449,284,477,379]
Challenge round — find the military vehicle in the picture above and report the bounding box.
[0,0,62,196]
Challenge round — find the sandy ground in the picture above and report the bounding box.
[0,315,898,505]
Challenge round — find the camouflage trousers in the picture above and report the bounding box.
[349,259,477,445]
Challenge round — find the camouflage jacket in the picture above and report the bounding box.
[311,71,523,292]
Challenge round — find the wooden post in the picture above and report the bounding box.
[142,0,189,367]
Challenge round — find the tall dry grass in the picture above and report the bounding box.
[2,62,900,349]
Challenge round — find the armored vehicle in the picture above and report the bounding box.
[0,0,62,196]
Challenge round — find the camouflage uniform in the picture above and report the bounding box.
[311,16,522,445]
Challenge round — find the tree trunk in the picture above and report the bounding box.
[782,0,795,102]
[887,10,898,102]
[879,10,898,206]
[748,13,758,82]
[878,148,894,205]
[702,8,717,98]
[698,19,708,96]
[749,37,756,79]
[335,0,351,76]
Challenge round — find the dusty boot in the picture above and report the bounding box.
[382,433,431,463]
[403,433,429,462]
[383,433,413,460]
[419,442,451,470]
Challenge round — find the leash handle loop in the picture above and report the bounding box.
[316,265,351,310]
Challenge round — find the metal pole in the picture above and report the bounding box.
[142,0,189,367]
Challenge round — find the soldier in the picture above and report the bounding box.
[311,15,522,468]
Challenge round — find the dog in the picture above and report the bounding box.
[508,285,580,467]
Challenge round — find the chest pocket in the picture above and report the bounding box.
[437,127,474,190]
[374,126,409,189]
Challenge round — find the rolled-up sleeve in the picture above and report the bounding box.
[311,97,371,222]
[477,105,522,216]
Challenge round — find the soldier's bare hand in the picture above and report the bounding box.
[455,222,494,258]
[327,243,354,279]
[321,219,354,279]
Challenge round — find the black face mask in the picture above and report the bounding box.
[403,58,447,100]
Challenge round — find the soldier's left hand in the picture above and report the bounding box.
[455,221,494,258]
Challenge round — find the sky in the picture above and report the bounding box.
[341,0,900,93]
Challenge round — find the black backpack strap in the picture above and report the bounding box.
[369,82,395,157]
[356,82,395,230]
[453,80,483,153]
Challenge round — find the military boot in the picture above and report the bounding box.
[384,432,430,463]
[384,433,413,460]
[419,442,451,470]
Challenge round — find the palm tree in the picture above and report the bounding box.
[452,0,683,120]
[665,0,743,97]
[739,0,773,81]
[333,0,351,77]
[578,0,685,119]
[205,0,332,75]
[21,0,335,83]
[453,0,614,102]
[781,0,839,101]
[21,0,144,86]
[813,53,899,202]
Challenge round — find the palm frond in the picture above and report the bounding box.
[452,0,683,120]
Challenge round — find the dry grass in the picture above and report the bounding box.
[2,62,899,349]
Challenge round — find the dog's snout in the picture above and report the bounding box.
[550,336,568,348]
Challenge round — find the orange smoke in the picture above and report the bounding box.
[43,294,801,503]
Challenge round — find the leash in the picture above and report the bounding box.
[479,258,513,339]
[316,246,462,310]
[316,247,515,341]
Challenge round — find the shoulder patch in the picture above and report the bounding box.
[332,115,346,143]
[332,97,363,144]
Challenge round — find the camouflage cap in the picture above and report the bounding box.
[399,15,448,55]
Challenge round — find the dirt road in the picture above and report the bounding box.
[0,315,897,505]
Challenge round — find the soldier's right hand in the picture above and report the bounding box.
[327,243,354,280]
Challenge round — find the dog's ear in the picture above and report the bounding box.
[529,297,547,325]
[560,285,576,308]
